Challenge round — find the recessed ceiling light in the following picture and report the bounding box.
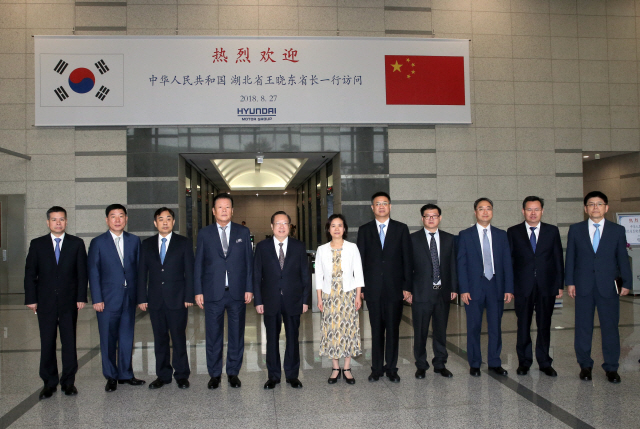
[583,155,589,158]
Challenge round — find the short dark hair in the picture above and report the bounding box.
[325,214,348,241]
[522,196,544,210]
[473,197,493,210]
[271,211,291,224]
[46,206,67,219]
[212,193,234,208]
[105,204,127,217]
[420,203,441,216]
[154,207,175,220]
[584,191,608,206]
[371,191,391,204]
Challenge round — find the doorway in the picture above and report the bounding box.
[0,195,26,294]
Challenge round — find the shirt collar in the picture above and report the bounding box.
[375,218,390,229]
[589,218,605,227]
[109,230,123,240]
[476,223,491,233]
[424,228,438,236]
[159,232,172,242]
[525,222,540,229]
[51,232,65,242]
[274,236,288,246]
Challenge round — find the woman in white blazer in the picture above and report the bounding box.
[316,214,364,385]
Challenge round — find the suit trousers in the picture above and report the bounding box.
[96,292,136,380]
[412,298,450,370]
[37,308,78,387]
[465,277,504,368]
[574,291,620,372]
[514,284,556,368]
[204,290,246,377]
[367,298,403,376]
[149,303,190,382]
[263,295,301,380]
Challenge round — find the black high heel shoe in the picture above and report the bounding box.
[343,368,355,385]
[328,368,342,384]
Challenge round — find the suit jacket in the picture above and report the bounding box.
[565,220,632,298]
[194,221,253,302]
[507,222,564,298]
[253,237,310,316]
[137,233,195,310]
[24,234,88,314]
[357,219,412,302]
[457,225,514,299]
[410,229,458,303]
[88,231,141,309]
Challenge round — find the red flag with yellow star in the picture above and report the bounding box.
[385,55,465,105]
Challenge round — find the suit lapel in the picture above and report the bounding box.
[595,221,612,255]
[210,224,226,259]
[472,227,483,261]
[225,223,238,258]
[419,230,434,271]
[56,236,69,266]
[152,234,163,264]
[519,222,535,255]
[105,231,123,266]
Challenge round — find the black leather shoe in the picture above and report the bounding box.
[415,369,426,379]
[488,366,508,376]
[328,368,341,384]
[579,367,592,381]
[517,366,529,375]
[228,375,241,388]
[606,371,621,383]
[62,384,78,396]
[367,372,380,382]
[148,378,167,389]
[386,371,400,383]
[434,367,453,378]
[105,378,117,392]
[208,376,221,389]
[264,379,280,390]
[39,386,56,400]
[540,366,557,377]
[286,378,303,388]
[177,379,190,389]
[118,377,145,386]
[469,367,481,377]
[343,368,355,385]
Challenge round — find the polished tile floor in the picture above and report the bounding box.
[1,294,639,429]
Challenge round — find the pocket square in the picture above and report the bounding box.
[236,238,243,243]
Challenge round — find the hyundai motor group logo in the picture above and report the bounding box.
[237,107,277,122]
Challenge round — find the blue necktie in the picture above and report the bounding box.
[593,224,600,252]
[529,226,537,253]
[379,224,386,249]
[54,238,61,264]
[160,237,167,264]
[482,229,493,280]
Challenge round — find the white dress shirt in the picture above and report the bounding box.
[51,233,65,251]
[217,223,230,286]
[158,232,172,253]
[476,223,494,274]
[109,230,126,285]
[273,236,288,258]
[424,228,441,286]
[588,218,605,245]
[375,218,390,240]
[525,222,541,242]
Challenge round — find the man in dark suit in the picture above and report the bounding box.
[137,207,194,390]
[507,196,564,377]
[88,204,144,392]
[194,193,253,389]
[458,198,514,377]
[565,191,632,383]
[410,204,457,379]
[357,191,412,383]
[253,211,310,390]
[24,206,88,399]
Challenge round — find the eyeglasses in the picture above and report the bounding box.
[422,215,440,220]
[374,202,389,207]
[525,208,542,213]
[274,222,290,226]
[586,203,606,208]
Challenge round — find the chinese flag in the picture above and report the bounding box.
[385,55,465,105]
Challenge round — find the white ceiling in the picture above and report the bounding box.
[212,158,307,190]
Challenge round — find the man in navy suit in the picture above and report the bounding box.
[507,196,564,377]
[458,197,514,377]
[24,206,87,399]
[137,207,194,389]
[194,193,253,389]
[88,204,144,392]
[566,191,632,383]
[253,211,310,390]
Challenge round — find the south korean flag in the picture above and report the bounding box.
[40,54,124,107]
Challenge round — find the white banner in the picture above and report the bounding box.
[35,36,471,127]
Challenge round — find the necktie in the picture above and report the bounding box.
[379,224,386,249]
[529,226,537,253]
[54,238,61,264]
[482,229,493,280]
[593,224,600,252]
[115,236,124,266]
[221,226,228,256]
[278,242,285,270]
[160,237,167,264]
[429,233,440,284]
